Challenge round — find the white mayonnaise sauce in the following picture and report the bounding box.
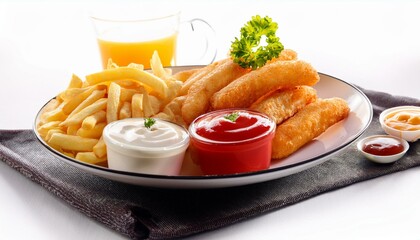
[103,118,190,175]
[106,118,189,150]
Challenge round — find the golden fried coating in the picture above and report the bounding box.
[272,97,350,159]
[251,86,317,124]
[178,58,229,96]
[172,68,199,82]
[210,60,320,109]
[269,48,298,63]
[182,59,249,124]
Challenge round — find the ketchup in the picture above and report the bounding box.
[195,111,272,142]
[362,137,404,156]
[189,109,276,175]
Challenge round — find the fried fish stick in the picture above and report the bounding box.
[268,49,298,63]
[172,68,200,82]
[211,60,320,109]
[182,59,249,124]
[178,58,229,96]
[272,98,350,159]
[251,86,317,124]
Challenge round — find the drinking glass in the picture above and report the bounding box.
[90,9,217,69]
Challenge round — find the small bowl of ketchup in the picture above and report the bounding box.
[189,109,276,175]
[357,135,409,164]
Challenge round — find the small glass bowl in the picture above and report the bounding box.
[357,135,409,164]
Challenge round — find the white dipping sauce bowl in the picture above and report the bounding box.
[103,118,190,175]
[379,106,420,142]
[357,135,409,164]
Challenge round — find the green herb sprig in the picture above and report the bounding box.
[144,118,156,129]
[224,112,240,122]
[230,15,284,70]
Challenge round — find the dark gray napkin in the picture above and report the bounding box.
[0,88,419,240]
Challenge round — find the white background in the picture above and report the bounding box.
[1,0,419,239]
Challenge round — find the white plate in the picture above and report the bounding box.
[34,67,372,189]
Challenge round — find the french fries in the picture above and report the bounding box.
[85,67,169,99]
[37,52,182,166]
[48,133,99,152]
[82,110,106,130]
[106,82,121,123]
[60,98,108,127]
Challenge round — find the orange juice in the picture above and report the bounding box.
[97,33,177,69]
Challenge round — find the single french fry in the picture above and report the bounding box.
[67,89,106,118]
[120,87,145,102]
[153,95,186,127]
[127,62,144,71]
[66,124,80,135]
[62,85,105,115]
[38,99,62,126]
[164,68,172,76]
[62,151,75,158]
[77,122,106,139]
[37,121,62,138]
[106,58,119,69]
[114,79,144,89]
[151,50,168,80]
[67,74,83,89]
[41,101,67,122]
[48,142,63,152]
[131,93,145,118]
[60,98,107,127]
[82,110,106,130]
[142,92,154,117]
[119,101,132,119]
[148,95,161,116]
[75,152,107,165]
[58,87,90,102]
[44,108,67,122]
[85,67,168,99]
[45,128,65,142]
[107,82,121,123]
[48,133,99,152]
[93,137,107,158]
[164,78,183,104]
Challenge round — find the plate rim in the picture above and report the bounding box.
[33,70,373,184]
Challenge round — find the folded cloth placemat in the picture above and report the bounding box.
[1,88,419,240]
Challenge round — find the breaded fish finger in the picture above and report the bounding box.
[211,60,320,109]
[272,97,350,159]
[251,86,317,124]
[182,59,249,124]
[172,68,200,82]
[268,48,298,63]
[178,58,228,96]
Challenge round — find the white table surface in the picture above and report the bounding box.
[1,1,419,239]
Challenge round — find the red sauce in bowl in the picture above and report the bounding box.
[189,109,276,175]
[362,136,404,156]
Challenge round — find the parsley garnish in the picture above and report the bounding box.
[224,112,240,122]
[144,118,156,129]
[230,15,284,70]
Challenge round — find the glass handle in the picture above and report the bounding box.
[177,18,217,65]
